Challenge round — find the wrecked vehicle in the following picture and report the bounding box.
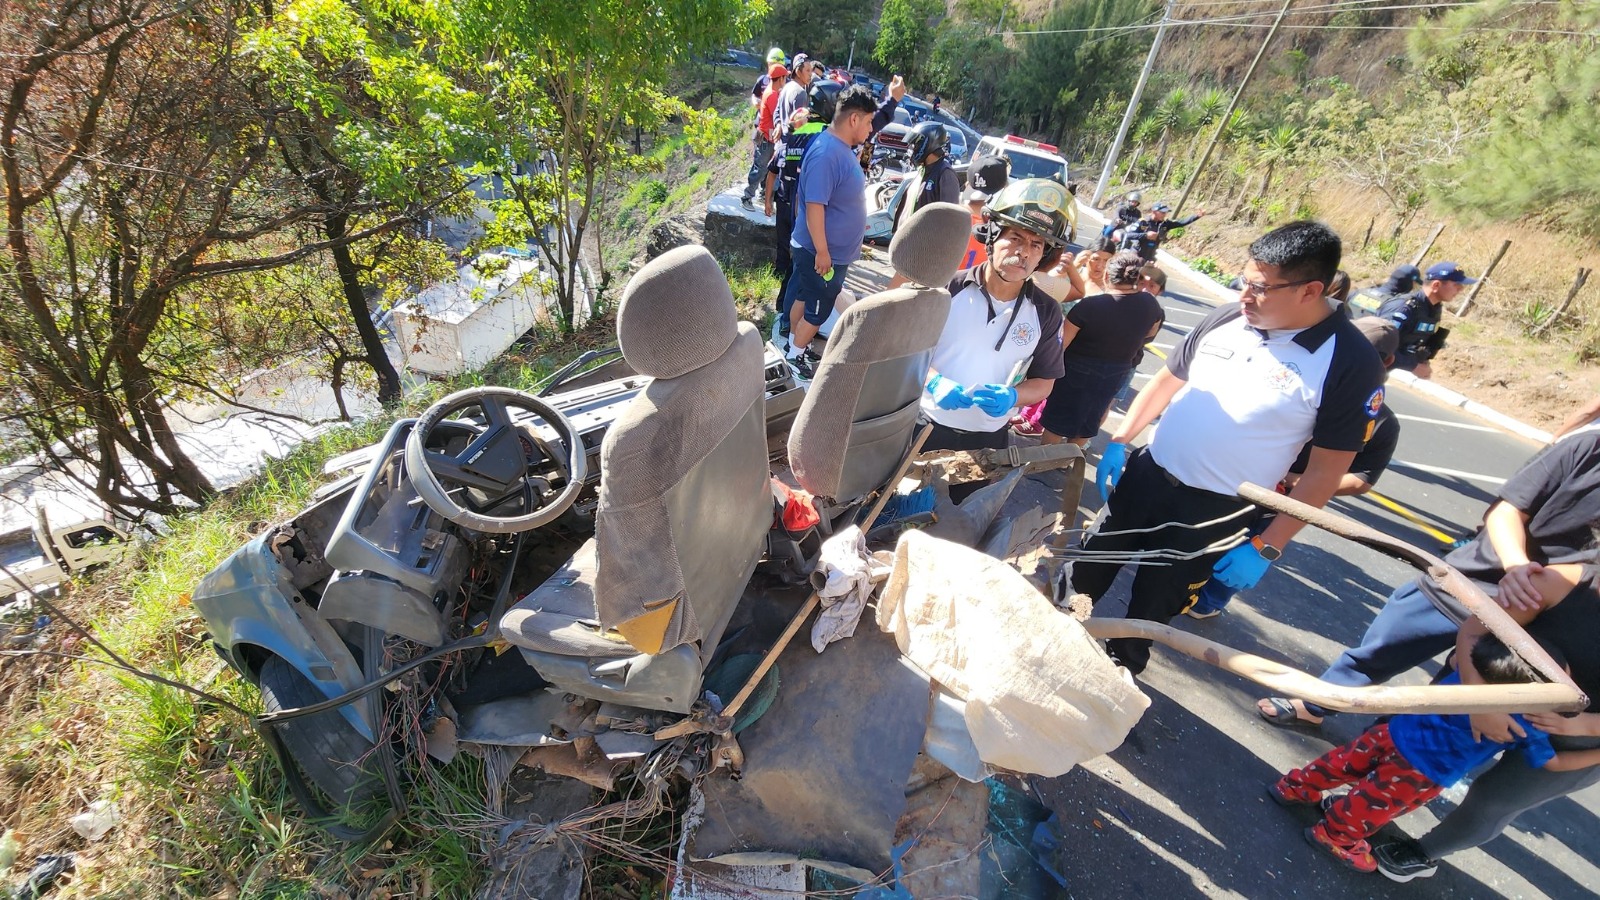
[192,206,1115,880]
[191,203,1585,890]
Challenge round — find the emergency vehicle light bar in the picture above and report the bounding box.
[1004,134,1059,154]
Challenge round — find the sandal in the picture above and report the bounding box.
[1265,779,1320,808]
[1257,697,1323,728]
[1305,824,1377,874]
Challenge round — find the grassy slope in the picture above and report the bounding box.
[0,70,775,897]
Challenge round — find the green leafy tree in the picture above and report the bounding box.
[0,0,410,515]
[762,0,875,67]
[927,21,1014,120]
[244,0,480,403]
[1150,87,1190,180]
[875,0,943,82]
[998,0,1154,139]
[1254,125,1301,203]
[431,0,761,332]
[1425,4,1600,239]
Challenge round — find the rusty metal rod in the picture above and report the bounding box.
[1084,618,1585,714]
[1235,482,1584,705]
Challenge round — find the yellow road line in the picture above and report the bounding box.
[1364,489,1459,545]
[1144,343,1167,360]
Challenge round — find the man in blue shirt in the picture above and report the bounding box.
[783,84,877,378]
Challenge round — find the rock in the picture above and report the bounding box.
[645,215,702,261]
[704,187,776,271]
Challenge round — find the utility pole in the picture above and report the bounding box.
[1092,0,1178,208]
[1173,0,1295,217]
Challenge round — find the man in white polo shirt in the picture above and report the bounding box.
[921,179,1071,498]
[1067,220,1386,674]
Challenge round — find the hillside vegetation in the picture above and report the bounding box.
[762,0,1600,425]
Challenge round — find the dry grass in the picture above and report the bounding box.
[1150,173,1600,431]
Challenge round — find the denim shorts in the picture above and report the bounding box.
[783,244,851,326]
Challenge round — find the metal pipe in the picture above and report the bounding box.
[1083,618,1586,715]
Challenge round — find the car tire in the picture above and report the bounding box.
[259,655,383,812]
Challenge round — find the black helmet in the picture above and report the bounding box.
[982,178,1076,252]
[907,121,949,163]
[807,81,842,124]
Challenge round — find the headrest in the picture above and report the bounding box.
[889,202,973,288]
[616,245,739,379]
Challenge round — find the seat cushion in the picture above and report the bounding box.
[500,539,637,658]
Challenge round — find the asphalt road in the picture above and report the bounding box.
[1030,217,1599,899]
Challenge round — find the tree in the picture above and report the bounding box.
[927,22,1013,120]
[0,0,412,516]
[1425,5,1600,239]
[998,0,1154,139]
[762,0,875,67]
[242,0,482,405]
[435,0,761,333]
[875,0,943,82]
[1150,88,1191,184]
[1253,125,1301,204]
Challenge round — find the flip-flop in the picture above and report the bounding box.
[1257,696,1324,728]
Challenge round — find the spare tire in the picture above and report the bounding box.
[259,656,382,812]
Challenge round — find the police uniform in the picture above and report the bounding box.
[1384,291,1446,371]
[922,264,1065,449]
[1071,303,1386,674]
[766,121,825,313]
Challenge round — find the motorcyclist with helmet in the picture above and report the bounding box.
[920,179,1074,497]
[892,121,961,233]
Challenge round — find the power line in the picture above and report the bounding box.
[1001,0,1587,37]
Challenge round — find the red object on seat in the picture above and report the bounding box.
[770,478,822,532]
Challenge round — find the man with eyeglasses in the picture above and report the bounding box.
[1062,221,1386,675]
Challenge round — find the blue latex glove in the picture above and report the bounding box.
[1095,441,1128,502]
[926,374,973,410]
[969,384,1018,418]
[1212,541,1274,591]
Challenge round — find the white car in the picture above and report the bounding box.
[973,134,1069,185]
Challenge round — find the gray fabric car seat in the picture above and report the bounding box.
[788,203,972,506]
[501,246,770,712]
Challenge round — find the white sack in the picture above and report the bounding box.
[877,529,1149,777]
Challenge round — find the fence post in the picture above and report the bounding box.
[1409,222,1447,266]
[1532,266,1591,338]
[1454,239,1511,317]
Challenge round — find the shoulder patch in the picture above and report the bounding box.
[1365,388,1385,418]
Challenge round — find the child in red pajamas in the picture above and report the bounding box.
[1268,634,1587,873]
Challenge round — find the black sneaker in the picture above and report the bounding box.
[787,350,818,382]
[740,196,756,210]
[1374,838,1439,882]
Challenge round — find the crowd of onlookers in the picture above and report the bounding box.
[737,48,1600,885]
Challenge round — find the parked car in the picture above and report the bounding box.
[973,134,1071,185]
[718,48,762,69]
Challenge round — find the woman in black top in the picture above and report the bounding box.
[1038,251,1165,446]
[1374,564,1600,880]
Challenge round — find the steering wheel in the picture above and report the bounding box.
[404,386,588,534]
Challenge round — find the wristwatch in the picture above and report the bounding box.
[1251,536,1283,561]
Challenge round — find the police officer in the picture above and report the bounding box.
[1121,201,1204,261]
[764,82,834,331]
[1385,261,1474,379]
[1347,264,1421,317]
